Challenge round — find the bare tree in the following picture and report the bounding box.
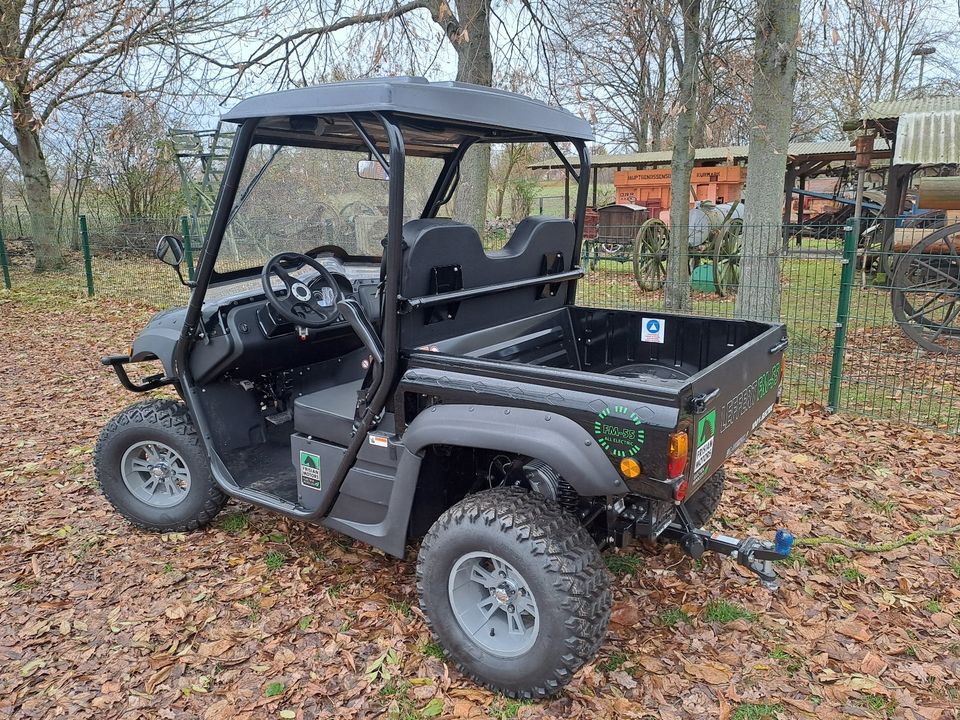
[805,0,959,130]
[734,0,801,321]
[665,0,701,311]
[553,0,678,151]
[96,101,182,221]
[197,0,571,232]
[0,1,247,271]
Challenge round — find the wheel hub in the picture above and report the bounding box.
[120,441,192,509]
[492,581,516,606]
[448,551,540,658]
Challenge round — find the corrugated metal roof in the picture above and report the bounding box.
[531,139,891,170]
[893,110,960,165]
[858,96,960,122]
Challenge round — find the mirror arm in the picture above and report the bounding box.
[173,264,196,288]
[348,114,389,175]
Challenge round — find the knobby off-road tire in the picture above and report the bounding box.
[684,468,725,528]
[94,399,227,532]
[416,487,612,698]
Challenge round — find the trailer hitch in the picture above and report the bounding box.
[662,506,794,590]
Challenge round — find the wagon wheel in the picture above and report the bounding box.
[713,218,744,297]
[632,219,669,291]
[891,223,960,354]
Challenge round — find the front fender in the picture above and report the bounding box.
[130,307,186,377]
[401,404,625,497]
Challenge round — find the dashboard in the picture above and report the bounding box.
[190,258,381,383]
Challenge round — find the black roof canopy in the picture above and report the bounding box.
[222,76,594,147]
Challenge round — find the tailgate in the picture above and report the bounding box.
[687,323,787,488]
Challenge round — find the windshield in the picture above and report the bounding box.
[214,143,442,275]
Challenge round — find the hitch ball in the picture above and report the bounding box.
[775,529,795,556]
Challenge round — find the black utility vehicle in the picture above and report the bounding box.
[97,78,793,698]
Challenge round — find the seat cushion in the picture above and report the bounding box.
[294,379,362,446]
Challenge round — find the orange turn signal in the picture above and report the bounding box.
[667,431,689,478]
[619,457,642,478]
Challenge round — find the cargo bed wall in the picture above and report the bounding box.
[569,307,774,378]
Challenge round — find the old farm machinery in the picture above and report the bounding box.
[583,200,745,297]
[887,178,960,354]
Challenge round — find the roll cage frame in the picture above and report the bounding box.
[172,111,592,522]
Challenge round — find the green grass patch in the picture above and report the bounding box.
[825,554,849,572]
[598,652,629,672]
[842,567,865,582]
[421,642,446,659]
[297,615,313,631]
[660,607,692,627]
[604,552,643,575]
[862,693,896,715]
[925,599,942,614]
[264,551,286,571]
[731,702,783,720]
[489,697,532,720]
[704,599,756,624]
[220,512,248,533]
[389,599,411,617]
[949,559,960,578]
[868,498,897,515]
[769,646,804,674]
[264,681,285,697]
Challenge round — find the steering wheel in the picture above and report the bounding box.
[261,252,344,328]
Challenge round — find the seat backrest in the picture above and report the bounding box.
[400,216,576,347]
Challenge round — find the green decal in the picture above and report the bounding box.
[697,409,716,447]
[593,405,645,458]
[299,450,321,488]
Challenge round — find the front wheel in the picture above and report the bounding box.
[416,487,611,698]
[94,399,227,532]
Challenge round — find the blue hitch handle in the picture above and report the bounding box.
[775,529,795,557]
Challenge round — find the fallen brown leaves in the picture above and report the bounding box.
[1,289,959,719]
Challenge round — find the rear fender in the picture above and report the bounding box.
[399,404,625,497]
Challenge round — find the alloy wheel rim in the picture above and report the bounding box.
[120,441,192,508]
[447,551,540,657]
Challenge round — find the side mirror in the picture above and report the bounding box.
[357,159,389,181]
[156,235,185,266]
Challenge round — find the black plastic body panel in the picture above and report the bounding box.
[398,305,786,495]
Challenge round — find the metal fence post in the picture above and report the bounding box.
[0,228,10,290]
[180,215,195,281]
[79,215,94,297]
[827,223,857,412]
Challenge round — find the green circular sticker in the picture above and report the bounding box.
[593,405,645,458]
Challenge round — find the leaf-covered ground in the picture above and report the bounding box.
[0,289,958,720]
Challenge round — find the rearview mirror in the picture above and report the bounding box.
[156,235,184,266]
[357,159,389,181]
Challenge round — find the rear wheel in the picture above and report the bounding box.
[416,487,611,698]
[684,469,725,527]
[95,399,227,531]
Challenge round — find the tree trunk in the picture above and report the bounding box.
[665,0,700,311]
[450,0,493,230]
[734,0,801,321]
[11,98,64,272]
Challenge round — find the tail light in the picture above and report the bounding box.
[667,431,689,478]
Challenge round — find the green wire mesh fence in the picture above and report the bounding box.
[1,215,958,433]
